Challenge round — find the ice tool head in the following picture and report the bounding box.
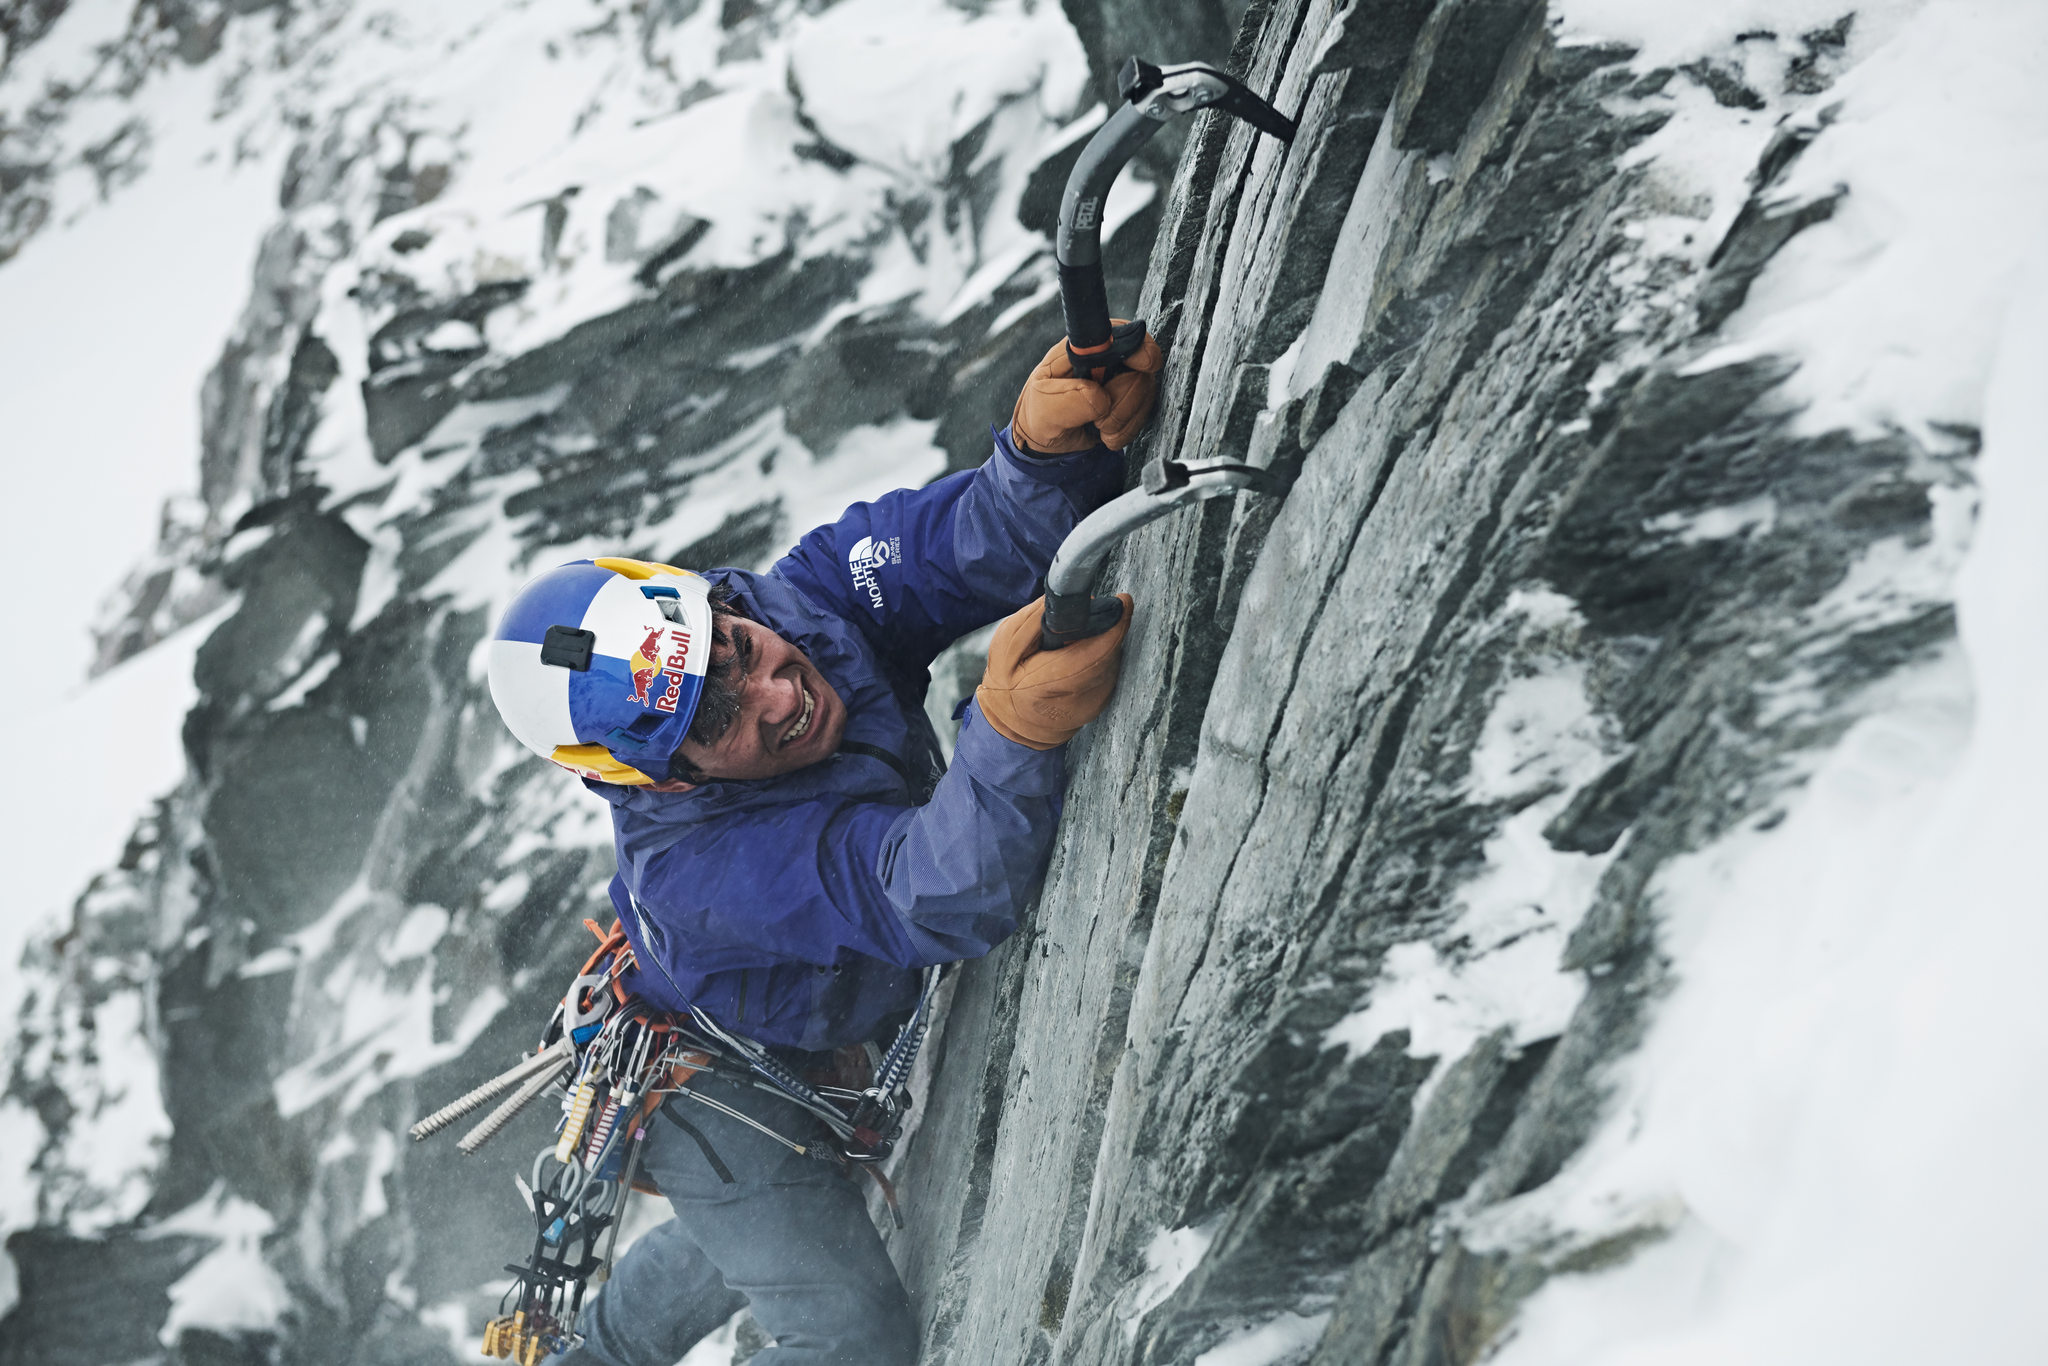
[487,557,716,785]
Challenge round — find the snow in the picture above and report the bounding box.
[1552,0,1921,79]
[267,0,1054,694]
[0,16,285,1285]
[270,926,509,1119]
[0,603,227,1301]
[38,986,174,1224]
[146,1184,292,1343]
[789,0,1086,180]
[0,1104,34,1313]
[1462,3,2048,1363]
[1643,497,1777,544]
[264,650,341,712]
[1325,614,1622,1112]
[0,601,225,999]
[1190,1311,1333,1366]
[383,905,452,963]
[1628,4,2048,442]
[421,319,485,352]
[1122,1220,1221,1330]
[0,35,280,717]
[0,127,272,696]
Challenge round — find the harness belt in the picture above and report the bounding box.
[411,920,941,1359]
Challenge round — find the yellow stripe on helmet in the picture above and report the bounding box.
[593,556,694,580]
[549,743,657,786]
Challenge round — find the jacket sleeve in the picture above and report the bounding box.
[627,702,1064,972]
[772,427,1124,672]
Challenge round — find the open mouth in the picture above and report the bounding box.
[782,680,816,746]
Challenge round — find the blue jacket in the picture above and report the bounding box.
[595,429,1124,1050]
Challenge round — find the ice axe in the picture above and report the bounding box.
[1040,456,1277,647]
[1041,57,1294,650]
[1055,57,1296,384]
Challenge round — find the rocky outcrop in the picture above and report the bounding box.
[887,2,1966,1363]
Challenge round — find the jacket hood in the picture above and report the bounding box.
[594,566,931,829]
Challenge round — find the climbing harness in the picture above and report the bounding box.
[410,922,942,1360]
[1042,56,1295,650]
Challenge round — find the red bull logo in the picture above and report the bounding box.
[628,628,663,705]
[626,626,696,714]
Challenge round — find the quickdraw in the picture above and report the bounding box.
[411,919,941,1360]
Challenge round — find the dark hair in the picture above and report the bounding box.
[667,582,750,783]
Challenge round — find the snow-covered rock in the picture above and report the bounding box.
[886,2,2044,1364]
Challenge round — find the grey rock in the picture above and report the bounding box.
[1783,14,1854,95]
[0,1226,213,1366]
[883,3,1971,1363]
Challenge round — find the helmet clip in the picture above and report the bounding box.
[541,625,597,671]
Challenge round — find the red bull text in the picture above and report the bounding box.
[626,626,696,714]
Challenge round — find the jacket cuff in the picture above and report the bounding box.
[952,698,1067,796]
[994,424,1115,478]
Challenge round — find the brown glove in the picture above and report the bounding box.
[1010,326,1165,454]
[975,594,1135,749]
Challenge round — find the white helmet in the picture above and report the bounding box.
[486,557,716,785]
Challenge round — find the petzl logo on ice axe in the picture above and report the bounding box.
[1055,57,1297,384]
[1040,58,1293,651]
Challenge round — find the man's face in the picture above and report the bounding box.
[670,617,847,781]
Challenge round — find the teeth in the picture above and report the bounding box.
[784,685,814,744]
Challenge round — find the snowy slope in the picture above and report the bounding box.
[1471,3,2048,1361]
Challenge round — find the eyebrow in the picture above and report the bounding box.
[701,626,756,747]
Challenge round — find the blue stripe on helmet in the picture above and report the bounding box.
[565,661,706,770]
[568,657,640,743]
[493,561,608,644]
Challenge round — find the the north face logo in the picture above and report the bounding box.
[848,535,899,611]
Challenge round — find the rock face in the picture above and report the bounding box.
[0,0,1976,1363]
[886,2,1966,1363]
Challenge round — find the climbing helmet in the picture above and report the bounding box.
[486,557,715,785]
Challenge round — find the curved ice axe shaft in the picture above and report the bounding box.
[1040,460,1276,650]
[1057,57,1296,381]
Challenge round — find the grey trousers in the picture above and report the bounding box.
[561,1070,918,1366]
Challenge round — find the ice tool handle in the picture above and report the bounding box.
[1041,459,1276,650]
[1056,57,1296,382]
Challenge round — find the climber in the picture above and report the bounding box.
[484,328,1163,1366]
